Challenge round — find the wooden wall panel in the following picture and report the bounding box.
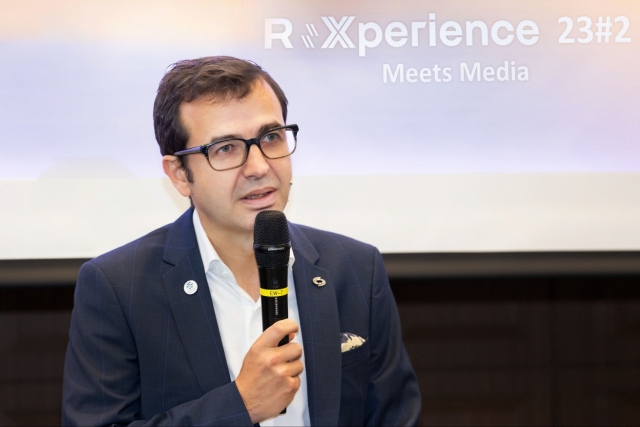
[0,278,639,426]
[417,369,551,426]
[0,311,70,426]
[399,302,550,369]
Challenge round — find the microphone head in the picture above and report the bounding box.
[254,210,291,268]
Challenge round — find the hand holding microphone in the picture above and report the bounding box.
[235,211,302,423]
[235,319,302,424]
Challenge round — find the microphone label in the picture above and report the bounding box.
[260,287,289,297]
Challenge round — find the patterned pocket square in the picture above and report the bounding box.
[341,332,366,353]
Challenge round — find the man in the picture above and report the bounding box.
[62,56,420,426]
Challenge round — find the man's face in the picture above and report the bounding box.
[177,79,292,236]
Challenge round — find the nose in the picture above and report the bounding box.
[242,144,270,179]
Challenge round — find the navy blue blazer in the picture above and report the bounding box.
[62,208,421,426]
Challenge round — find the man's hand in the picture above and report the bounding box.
[235,319,303,423]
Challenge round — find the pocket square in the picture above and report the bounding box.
[341,332,366,353]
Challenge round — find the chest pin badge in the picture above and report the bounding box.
[184,280,198,295]
[312,277,326,287]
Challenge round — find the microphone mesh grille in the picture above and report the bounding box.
[254,210,290,268]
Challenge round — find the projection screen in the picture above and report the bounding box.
[1,0,639,259]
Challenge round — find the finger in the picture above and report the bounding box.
[263,342,302,368]
[274,357,303,376]
[277,363,303,387]
[288,375,301,395]
[277,342,303,363]
[280,376,301,405]
[286,359,304,377]
[256,319,299,348]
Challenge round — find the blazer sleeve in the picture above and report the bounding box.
[62,261,253,427]
[365,249,421,426]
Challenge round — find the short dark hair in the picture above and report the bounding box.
[153,56,288,162]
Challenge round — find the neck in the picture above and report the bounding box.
[197,210,260,300]
[208,225,254,262]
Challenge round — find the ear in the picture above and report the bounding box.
[162,155,192,198]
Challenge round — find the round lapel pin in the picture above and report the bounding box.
[184,280,198,295]
[312,277,326,287]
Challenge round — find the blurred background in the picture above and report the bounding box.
[0,1,638,425]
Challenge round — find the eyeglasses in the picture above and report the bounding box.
[173,124,298,171]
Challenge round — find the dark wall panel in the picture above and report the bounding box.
[392,277,640,426]
[1,277,640,426]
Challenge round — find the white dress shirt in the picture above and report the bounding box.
[193,210,310,426]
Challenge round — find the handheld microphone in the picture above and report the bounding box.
[254,210,290,347]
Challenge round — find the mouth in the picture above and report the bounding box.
[243,191,272,200]
[241,188,276,201]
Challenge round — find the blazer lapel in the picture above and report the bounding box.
[158,213,342,423]
[290,223,341,427]
[161,208,231,394]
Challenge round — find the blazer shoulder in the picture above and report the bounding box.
[87,223,172,275]
[290,222,380,262]
[293,222,376,247]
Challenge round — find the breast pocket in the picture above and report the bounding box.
[339,340,370,425]
[341,339,370,367]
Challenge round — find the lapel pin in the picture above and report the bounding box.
[184,280,198,295]
[312,277,326,287]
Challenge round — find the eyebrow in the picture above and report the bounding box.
[208,121,285,144]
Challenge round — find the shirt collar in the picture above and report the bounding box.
[192,209,295,273]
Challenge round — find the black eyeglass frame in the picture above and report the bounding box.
[172,124,299,171]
